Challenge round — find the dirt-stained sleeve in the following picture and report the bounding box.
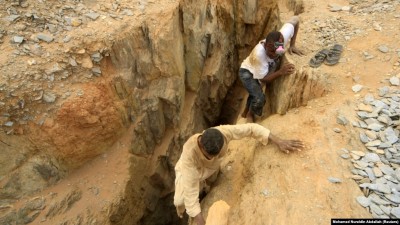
[216,123,270,145]
[181,161,202,217]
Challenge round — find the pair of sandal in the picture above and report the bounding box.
[309,44,343,68]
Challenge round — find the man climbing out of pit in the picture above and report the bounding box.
[173,123,304,225]
[239,16,305,122]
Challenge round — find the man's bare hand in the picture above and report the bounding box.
[277,139,304,154]
[194,213,205,225]
[280,63,295,75]
[288,46,305,56]
[268,134,304,154]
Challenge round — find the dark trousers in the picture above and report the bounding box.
[238,68,265,116]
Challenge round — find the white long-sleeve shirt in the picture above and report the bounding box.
[173,123,271,217]
[240,23,294,79]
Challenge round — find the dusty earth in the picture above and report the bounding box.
[198,0,400,224]
[1,0,400,224]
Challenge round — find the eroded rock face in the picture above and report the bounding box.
[265,64,330,115]
[0,0,325,224]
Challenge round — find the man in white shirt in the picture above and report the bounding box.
[173,123,304,225]
[239,16,304,122]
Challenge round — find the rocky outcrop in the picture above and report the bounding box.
[265,62,330,115]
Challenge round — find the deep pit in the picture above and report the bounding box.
[126,55,330,225]
[0,0,333,224]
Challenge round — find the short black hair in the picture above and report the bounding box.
[265,31,281,44]
[200,128,224,156]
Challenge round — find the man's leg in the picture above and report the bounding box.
[286,16,299,27]
[199,170,220,201]
[241,97,251,118]
[238,69,265,122]
[248,81,265,118]
[174,171,186,218]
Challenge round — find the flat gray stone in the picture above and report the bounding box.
[356,160,369,168]
[385,194,400,204]
[371,211,380,218]
[358,170,369,178]
[328,177,342,183]
[340,154,350,159]
[379,165,394,175]
[365,130,377,140]
[337,115,348,125]
[359,120,368,128]
[351,169,359,175]
[389,77,400,86]
[342,6,351,11]
[375,177,387,184]
[378,87,390,97]
[367,123,384,131]
[356,196,371,207]
[364,94,375,103]
[365,118,379,125]
[391,207,400,218]
[4,121,13,127]
[13,36,24,43]
[85,12,100,20]
[373,183,392,194]
[366,140,382,147]
[37,33,54,43]
[43,91,56,103]
[364,153,381,163]
[352,84,363,93]
[92,67,101,75]
[5,15,20,22]
[385,127,399,144]
[375,100,389,108]
[365,167,376,181]
[352,151,366,157]
[360,132,369,143]
[69,58,77,67]
[333,128,342,133]
[369,193,391,205]
[384,151,393,160]
[383,175,398,184]
[357,111,369,119]
[46,23,57,33]
[370,203,384,215]
[377,115,391,125]
[360,183,371,188]
[63,35,72,43]
[329,5,342,12]
[380,205,391,215]
[121,9,134,16]
[373,167,383,177]
[91,52,102,62]
[395,168,400,181]
[378,45,389,53]
[341,148,349,154]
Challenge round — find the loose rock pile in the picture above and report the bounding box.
[344,85,400,218]
[0,0,137,135]
[307,0,400,49]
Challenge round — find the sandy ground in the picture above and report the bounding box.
[9,0,399,224]
[201,0,399,224]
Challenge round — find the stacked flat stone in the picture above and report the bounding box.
[350,87,400,218]
[350,0,399,15]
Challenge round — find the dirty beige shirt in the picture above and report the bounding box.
[174,123,271,217]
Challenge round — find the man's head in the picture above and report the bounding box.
[199,128,224,157]
[264,31,284,58]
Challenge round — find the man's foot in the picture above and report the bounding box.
[241,107,249,118]
[246,111,255,123]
